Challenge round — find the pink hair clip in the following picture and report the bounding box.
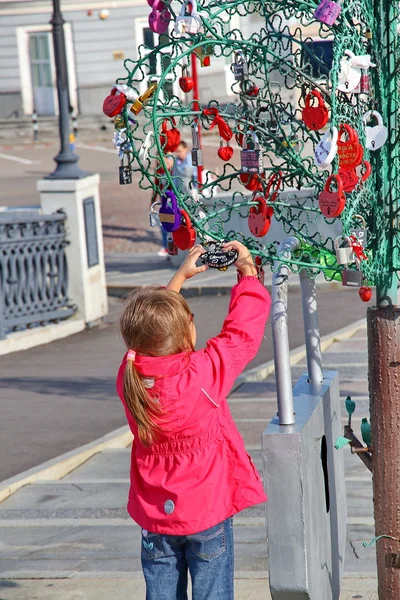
[127,350,136,362]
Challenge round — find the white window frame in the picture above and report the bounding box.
[16,23,78,116]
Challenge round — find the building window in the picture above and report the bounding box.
[301,40,333,80]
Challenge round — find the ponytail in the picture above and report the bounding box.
[123,362,163,446]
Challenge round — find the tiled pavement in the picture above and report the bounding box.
[0,323,377,599]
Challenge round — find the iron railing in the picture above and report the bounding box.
[0,210,76,340]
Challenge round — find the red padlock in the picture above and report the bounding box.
[172,210,196,251]
[265,171,283,202]
[319,174,346,218]
[179,65,194,93]
[302,90,329,131]
[338,160,371,193]
[337,124,364,168]
[248,196,274,237]
[218,138,234,161]
[103,87,127,118]
[240,173,261,191]
[159,118,181,153]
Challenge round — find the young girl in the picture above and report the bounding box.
[117,241,271,600]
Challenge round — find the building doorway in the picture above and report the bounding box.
[29,32,56,116]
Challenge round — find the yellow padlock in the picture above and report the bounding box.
[130,82,158,115]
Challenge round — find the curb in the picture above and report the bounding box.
[0,317,366,503]
[107,279,342,299]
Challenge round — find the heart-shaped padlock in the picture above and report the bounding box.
[149,0,171,34]
[266,171,282,202]
[218,139,233,161]
[159,118,181,153]
[363,110,388,151]
[103,87,127,118]
[302,90,329,131]
[172,210,196,250]
[159,191,181,232]
[337,124,363,168]
[240,173,261,191]
[314,127,338,169]
[319,174,346,218]
[248,196,274,237]
[200,242,238,270]
[338,160,371,193]
[337,50,362,93]
[179,65,194,93]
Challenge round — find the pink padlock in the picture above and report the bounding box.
[314,0,342,26]
[148,0,171,34]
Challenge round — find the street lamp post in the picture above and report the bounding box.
[46,0,88,179]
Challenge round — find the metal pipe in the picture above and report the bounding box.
[299,269,323,385]
[47,0,88,179]
[272,236,301,425]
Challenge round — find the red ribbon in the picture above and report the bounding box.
[350,235,367,261]
[202,108,233,141]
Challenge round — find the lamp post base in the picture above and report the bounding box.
[46,151,90,180]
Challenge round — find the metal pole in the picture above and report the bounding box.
[191,52,203,188]
[272,236,300,425]
[299,269,323,385]
[46,0,88,180]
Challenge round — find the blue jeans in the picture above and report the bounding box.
[141,517,234,600]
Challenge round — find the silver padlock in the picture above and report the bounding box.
[349,214,368,248]
[119,153,132,185]
[191,122,203,167]
[233,50,249,81]
[342,259,363,287]
[149,201,161,227]
[240,131,263,174]
[174,0,203,34]
[334,236,354,265]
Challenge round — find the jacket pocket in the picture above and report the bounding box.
[187,522,226,561]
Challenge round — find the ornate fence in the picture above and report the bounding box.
[0,211,76,340]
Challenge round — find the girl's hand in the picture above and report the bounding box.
[222,240,257,277]
[167,245,208,293]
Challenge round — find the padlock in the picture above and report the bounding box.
[313,0,342,26]
[218,138,233,161]
[174,0,203,34]
[159,191,181,232]
[139,131,154,162]
[179,65,194,93]
[302,90,329,131]
[349,215,368,248]
[149,201,161,228]
[334,236,354,265]
[119,153,132,185]
[173,210,196,251]
[167,234,178,255]
[159,117,181,153]
[314,127,338,169]
[130,82,158,115]
[342,259,363,287]
[337,50,362,93]
[248,195,274,238]
[191,122,203,167]
[114,115,125,131]
[337,124,363,168]
[363,110,388,151]
[265,171,283,202]
[241,131,263,174]
[241,80,259,97]
[319,174,346,218]
[193,43,213,67]
[200,242,238,270]
[148,0,171,34]
[354,69,370,95]
[233,51,249,82]
[103,87,127,118]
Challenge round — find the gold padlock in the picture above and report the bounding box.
[130,82,158,115]
[193,43,214,67]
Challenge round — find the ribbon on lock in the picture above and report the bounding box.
[319,174,346,218]
[202,108,233,141]
[248,195,274,238]
[314,126,338,169]
[174,0,203,35]
[337,124,363,168]
[363,110,388,151]
[159,117,181,153]
[302,90,329,131]
[103,87,127,118]
[159,191,181,232]
[139,131,155,162]
[148,0,171,34]
[113,128,132,159]
[349,234,367,262]
[172,210,196,250]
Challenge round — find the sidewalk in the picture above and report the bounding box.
[0,319,376,599]
[105,252,339,297]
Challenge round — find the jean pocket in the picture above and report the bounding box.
[187,522,226,561]
[141,531,167,560]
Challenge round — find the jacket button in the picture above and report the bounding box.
[164,500,175,514]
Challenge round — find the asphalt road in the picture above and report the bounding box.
[0,286,368,482]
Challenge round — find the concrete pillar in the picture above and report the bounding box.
[37,175,108,324]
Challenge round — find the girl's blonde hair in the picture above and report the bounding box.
[119,286,194,446]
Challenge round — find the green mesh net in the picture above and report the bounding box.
[105,0,400,288]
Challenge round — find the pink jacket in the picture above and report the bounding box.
[116,276,271,535]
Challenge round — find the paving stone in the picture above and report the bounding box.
[63,449,131,482]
